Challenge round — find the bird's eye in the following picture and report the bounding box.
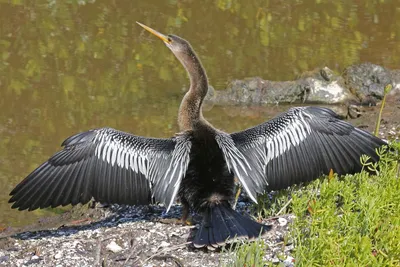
[168,37,172,42]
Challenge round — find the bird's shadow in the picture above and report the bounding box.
[6,198,264,253]
[7,203,197,242]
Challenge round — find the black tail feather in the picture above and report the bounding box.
[193,202,271,250]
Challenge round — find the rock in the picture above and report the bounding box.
[54,252,62,259]
[31,255,40,260]
[297,67,357,104]
[278,217,288,226]
[204,85,215,101]
[211,77,306,105]
[301,78,354,104]
[159,241,170,247]
[207,67,357,107]
[204,64,400,115]
[391,70,400,94]
[343,63,400,103]
[283,255,295,266]
[320,66,335,81]
[106,241,123,253]
[0,255,9,263]
[202,86,216,111]
[24,256,42,265]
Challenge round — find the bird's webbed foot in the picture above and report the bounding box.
[157,202,193,225]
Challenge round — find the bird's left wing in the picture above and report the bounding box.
[217,107,386,203]
[9,128,191,212]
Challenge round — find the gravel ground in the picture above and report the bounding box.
[0,203,295,267]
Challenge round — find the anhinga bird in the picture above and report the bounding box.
[10,22,386,250]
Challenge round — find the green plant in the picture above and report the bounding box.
[220,238,267,267]
[291,144,400,266]
[252,187,295,219]
[374,84,393,137]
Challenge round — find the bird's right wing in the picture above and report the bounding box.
[9,128,192,212]
[218,107,386,203]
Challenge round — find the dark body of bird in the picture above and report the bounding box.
[179,125,235,212]
[9,23,387,250]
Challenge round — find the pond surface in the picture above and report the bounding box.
[0,0,399,228]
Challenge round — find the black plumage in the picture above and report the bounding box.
[9,23,386,250]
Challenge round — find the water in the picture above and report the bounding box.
[0,0,399,227]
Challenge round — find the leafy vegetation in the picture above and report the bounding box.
[227,143,400,266]
[292,144,399,266]
[220,239,267,267]
[253,187,295,218]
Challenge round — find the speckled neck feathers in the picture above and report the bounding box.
[175,45,209,131]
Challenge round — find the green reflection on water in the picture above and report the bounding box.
[0,0,399,227]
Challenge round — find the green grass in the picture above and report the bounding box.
[292,144,399,266]
[220,239,267,267]
[252,187,295,219]
[225,143,400,266]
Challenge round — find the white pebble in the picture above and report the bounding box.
[284,255,295,266]
[106,241,123,253]
[54,252,62,259]
[159,241,170,247]
[278,217,288,226]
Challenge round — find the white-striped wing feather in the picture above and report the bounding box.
[225,107,386,201]
[9,128,191,211]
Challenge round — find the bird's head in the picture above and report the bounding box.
[136,22,192,57]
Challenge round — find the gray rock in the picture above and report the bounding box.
[0,255,9,263]
[207,67,357,107]
[205,64,400,112]
[211,77,307,105]
[343,63,400,104]
[106,241,123,253]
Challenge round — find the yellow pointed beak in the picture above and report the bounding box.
[136,22,171,44]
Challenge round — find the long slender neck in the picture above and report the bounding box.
[177,49,209,131]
